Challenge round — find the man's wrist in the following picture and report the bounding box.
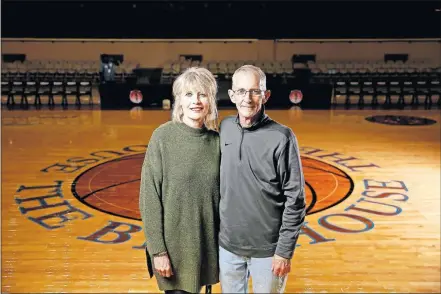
[274,254,290,261]
[274,245,294,260]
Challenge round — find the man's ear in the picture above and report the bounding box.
[228,89,236,104]
[262,90,271,104]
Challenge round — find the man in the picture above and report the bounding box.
[100,56,116,83]
[219,65,306,293]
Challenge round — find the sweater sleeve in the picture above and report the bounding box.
[139,131,167,256]
[275,134,307,259]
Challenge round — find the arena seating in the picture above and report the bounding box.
[1,59,139,108]
[308,59,441,107]
[1,56,440,108]
[161,57,441,108]
[160,57,294,83]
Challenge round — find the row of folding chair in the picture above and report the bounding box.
[1,71,100,83]
[2,79,93,107]
[2,70,136,84]
[332,92,440,107]
[2,60,139,74]
[331,73,441,106]
[313,67,439,78]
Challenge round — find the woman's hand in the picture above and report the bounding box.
[153,253,173,278]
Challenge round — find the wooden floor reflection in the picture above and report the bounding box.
[2,106,440,293]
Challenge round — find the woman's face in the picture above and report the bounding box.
[180,89,210,127]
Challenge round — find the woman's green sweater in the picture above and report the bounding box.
[139,121,220,293]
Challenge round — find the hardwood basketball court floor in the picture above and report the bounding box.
[1,105,440,293]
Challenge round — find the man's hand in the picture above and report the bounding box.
[272,254,291,277]
[153,253,173,278]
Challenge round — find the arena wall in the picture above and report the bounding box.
[2,38,440,67]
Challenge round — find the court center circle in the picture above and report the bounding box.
[72,153,354,220]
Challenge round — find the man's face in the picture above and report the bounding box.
[228,72,270,121]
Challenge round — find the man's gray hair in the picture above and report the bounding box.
[232,65,267,91]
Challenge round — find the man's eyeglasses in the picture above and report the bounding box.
[231,89,264,97]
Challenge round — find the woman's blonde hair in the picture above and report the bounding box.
[171,67,219,131]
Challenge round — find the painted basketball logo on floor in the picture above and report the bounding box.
[71,153,354,221]
[365,115,437,126]
[15,144,410,250]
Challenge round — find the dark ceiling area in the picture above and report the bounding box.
[2,1,440,39]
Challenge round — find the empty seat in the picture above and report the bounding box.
[7,81,25,106]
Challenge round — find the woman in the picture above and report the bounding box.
[139,67,220,294]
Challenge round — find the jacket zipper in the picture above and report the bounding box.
[239,128,244,161]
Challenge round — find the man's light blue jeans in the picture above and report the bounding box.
[219,246,288,293]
